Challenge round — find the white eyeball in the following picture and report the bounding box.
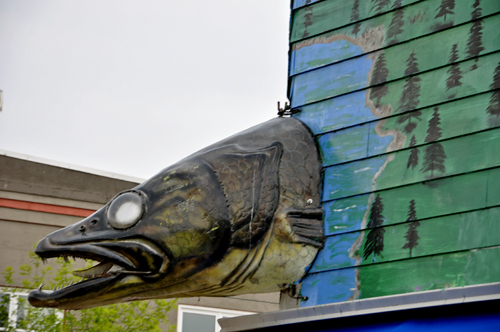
[107,192,144,229]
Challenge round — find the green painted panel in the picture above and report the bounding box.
[323,167,500,235]
[291,47,500,108]
[291,0,500,44]
[296,51,500,136]
[291,0,422,41]
[358,246,500,299]
[319,92,496,166]
[312,206,500,272]
[323,128,500,200]
[374,52,500,115]
[290,13,500,77]
[369,92,496,156]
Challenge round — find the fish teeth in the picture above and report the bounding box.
[73,261,114,278]
[38,283,44,292]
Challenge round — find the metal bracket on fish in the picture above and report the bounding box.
[277,101,301,117]
[28,117,324,310]
[279,283,308,302]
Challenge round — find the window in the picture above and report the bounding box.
[0,290,61,332]
[0,292,28,331]
[177,305,254,332]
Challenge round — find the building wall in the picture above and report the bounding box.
[289,0,500,306]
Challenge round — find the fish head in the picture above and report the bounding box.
[28,118,325,309]
[28,158,232,309]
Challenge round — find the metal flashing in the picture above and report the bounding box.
[219,282,500,332]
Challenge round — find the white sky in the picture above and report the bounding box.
[0,1,290,180]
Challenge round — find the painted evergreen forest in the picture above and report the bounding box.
[290,0,500,306]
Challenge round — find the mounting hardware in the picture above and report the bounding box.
[279,283,308,301]
[277,101,301,117]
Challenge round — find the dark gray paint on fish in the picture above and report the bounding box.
[29,117,324,309]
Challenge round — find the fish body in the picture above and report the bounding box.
[29,117,324,309]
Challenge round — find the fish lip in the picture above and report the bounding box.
[28,274,127,309]
[35,236,136,271]
[29,237,168,308]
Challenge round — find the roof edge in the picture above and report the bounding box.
[219,282,500,332]
[0,149,145,184]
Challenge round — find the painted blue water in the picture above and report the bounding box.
[293,90,376,134]
[300,268,358,306]
[291,40,363,75]
[290,55,374,107]
[292,0,320,9]
[323,194,371,236]
[323,154,389,201]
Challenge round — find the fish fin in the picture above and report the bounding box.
[205,142,283,247]
[287,207,324,248]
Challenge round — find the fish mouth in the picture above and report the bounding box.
[28,237,169,309]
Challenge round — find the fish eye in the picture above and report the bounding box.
[107,192,144,229]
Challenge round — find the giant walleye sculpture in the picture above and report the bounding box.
[28,117,324,309]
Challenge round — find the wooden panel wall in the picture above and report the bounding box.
[289,0,500,307]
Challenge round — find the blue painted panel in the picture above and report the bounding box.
[318,122,394,166]
[290,55,374,107]
[324,195,370,235]
[323,154,387,201]
[292,0,320,10]
[292,90,374,134]
[300,268,358,305]
[317,124,370,166]
[309,232,359,272]
[290,39,363,75]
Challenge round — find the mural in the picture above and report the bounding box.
[28,118,324,309]
[291,0,500,306]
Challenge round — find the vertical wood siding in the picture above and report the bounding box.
[290,0,500,306]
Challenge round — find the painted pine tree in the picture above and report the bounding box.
[371,0,390,14]
[404,51,419,76]
[435,0,455,21]
[467,0,484,71]
[398,51,421,112]
[487,62,500,127]
[371,53,389,85]
[351,0,361,36]
[407,135,419,170]
[392,0,403,8]
[370,53,389,107]
[402,199,420,257]
[421,107,447,178]
[363,194,385,261]
[397,51,421,132]
[387,0,404,45]
[446,44,463,93]
[302,6,313,39]
[432,0,455,31]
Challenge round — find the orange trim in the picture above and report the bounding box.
[0,198,96,217]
